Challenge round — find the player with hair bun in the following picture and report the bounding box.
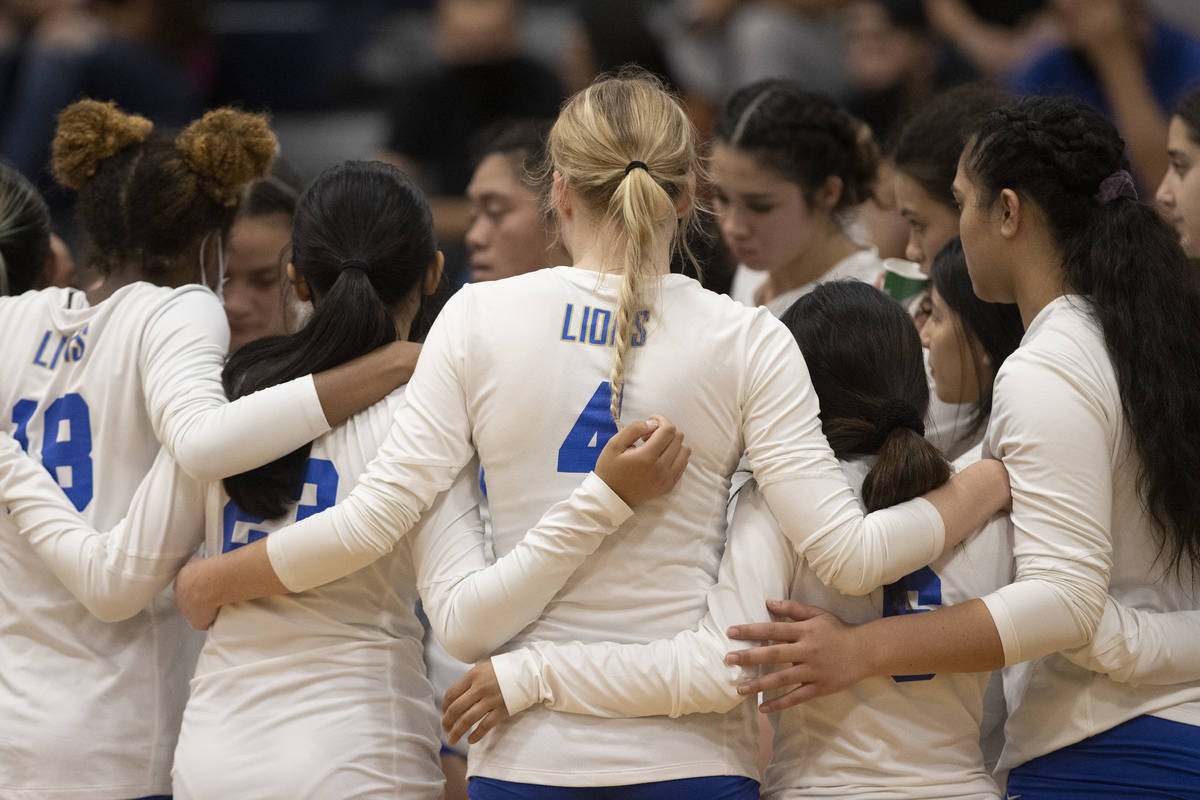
[715,79,886,316]
[0,100,417,799]
[173,70,1008,799]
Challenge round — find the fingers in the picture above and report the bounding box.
[444,696,494,746]
[442,673,471,713]
[724,641,803,667]
[467,708,509,745]
[607,417,660,452]
[737,664,809,695]
[758,682,826,713]
[725,620,803,643]
[636,417,678,459]
[764,599,826,622]
[667,443,690,487]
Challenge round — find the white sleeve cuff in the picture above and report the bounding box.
[492,649,545,717]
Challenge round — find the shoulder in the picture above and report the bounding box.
[991,301,1117,438]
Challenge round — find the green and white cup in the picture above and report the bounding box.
[881,258,929,304]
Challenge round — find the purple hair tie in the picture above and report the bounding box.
[1095,169,1138,204]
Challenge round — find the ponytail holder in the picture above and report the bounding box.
[1095,170,1138,205]
[869,399,925,451]
[625,161,649,176]
[340,259,369,274]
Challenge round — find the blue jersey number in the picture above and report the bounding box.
[882,565,942,682]
[11,394,94,511]
[221,458,339,553]
[557,382,619,473]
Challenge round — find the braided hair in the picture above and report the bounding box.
[714,80,879,212]
[966,96,1200,577]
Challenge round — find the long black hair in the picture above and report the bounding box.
[0,162,51,295]
[222,161,436,518]
[891,84,1009,209]
[965,96,1200,576]
[929,237,1024,438]
[781,281,950,512]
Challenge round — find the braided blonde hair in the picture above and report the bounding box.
[546,69,699,422]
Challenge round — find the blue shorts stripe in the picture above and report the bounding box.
[1007,714,1200,799]
[468,776,759,800]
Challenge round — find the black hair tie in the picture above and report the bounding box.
[625,161,649,175]
[869,399,925,451]
[340,259,369,274]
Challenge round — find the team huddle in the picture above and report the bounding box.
[1,67,1200,800]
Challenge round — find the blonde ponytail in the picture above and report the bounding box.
[547,69,699,423]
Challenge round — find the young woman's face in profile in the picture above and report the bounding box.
[465,153,550,283]
[709,144,827,275]
[893,170,959,276]
[920,287,987,405]
[223,212,290,352]
[951,161,1010,304]
[1156,116,1200,259]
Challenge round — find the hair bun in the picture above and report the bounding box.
[175,108,277,206]
[51,99,153,190]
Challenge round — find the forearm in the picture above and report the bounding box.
[312,340,420,427]
[2,440,204,621]
[1091,43,1169,189]
[924,459,1010,549]
[859,598,1004,677]
[493,618,746,718]
[1063,597,1200,685]
[762,475,946,595]
[419,473,632,663]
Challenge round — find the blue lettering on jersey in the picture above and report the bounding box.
[882,565,943,682]
[221,458,340,552]
[589,307,611,345]
[559,304,649,348]
[630,310,649,347]
[32,327,88,370]
[11,394,94,511]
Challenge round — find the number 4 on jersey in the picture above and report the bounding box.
[557,382,619,473]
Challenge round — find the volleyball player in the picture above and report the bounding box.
[0,101,416,799]
[716,80,885,316]
[1156,87,1200,260]
[171,70,1008,798]
[730,96,1200,798]
[442,280,1014,799]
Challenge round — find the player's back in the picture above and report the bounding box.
[0,283,211,798]
[766,456,1009,799]
[457,267,819,785]
[174,388,444,799]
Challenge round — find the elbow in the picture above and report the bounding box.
[169,441,228,484]
[438,627,492,665]
[86,595,150,624]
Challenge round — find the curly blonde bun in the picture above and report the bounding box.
[175,108,277,206]
[51,99,153,190]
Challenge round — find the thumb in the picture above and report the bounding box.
[607,417,660,450]
[766,599,827,622]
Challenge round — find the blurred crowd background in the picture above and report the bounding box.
[3,0,1199,290]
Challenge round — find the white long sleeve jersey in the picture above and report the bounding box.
[0,283,329,799]
[493,459,1012,799]
[264,267,947,787]
[978,295,1200,770]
